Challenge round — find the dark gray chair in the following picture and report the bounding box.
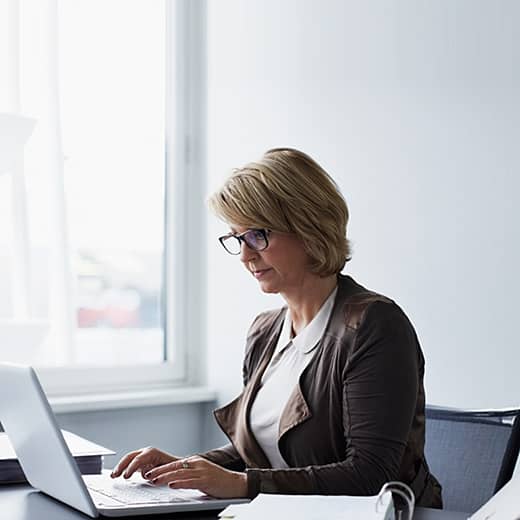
[424,405,520,514]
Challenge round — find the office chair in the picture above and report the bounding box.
[424,405,520,514]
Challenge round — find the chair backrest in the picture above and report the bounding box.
[424,405,520,514]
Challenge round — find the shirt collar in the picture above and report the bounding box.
[276,286,338,355]
[275,307,293,354]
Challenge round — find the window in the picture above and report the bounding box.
[0,0,206,395]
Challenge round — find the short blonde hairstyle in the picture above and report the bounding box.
[208,148,352,276]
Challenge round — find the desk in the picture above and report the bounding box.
[1,485,468,520]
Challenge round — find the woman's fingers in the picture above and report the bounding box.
[168,478,202,489]
[145,459,191,482]
[150,469,193,486]
[110,450,142,478]
[111,447,178,480]
[140,464,156,479]
[123,451,156,478]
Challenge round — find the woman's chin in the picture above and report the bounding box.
[257,280,279,294]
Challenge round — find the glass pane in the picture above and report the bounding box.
[58,0,165,366]
[0,1,166,367]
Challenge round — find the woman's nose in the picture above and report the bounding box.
[239,242,258,263]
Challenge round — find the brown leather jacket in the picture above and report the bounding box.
[201,274,442,508]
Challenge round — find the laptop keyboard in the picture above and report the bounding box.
[87,480,202,505]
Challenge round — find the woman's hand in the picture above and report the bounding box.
[144,455,248,499]
[110,447,178,479]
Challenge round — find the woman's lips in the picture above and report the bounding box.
[253,268,272,279]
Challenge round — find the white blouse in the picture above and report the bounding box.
[248,287,338,468]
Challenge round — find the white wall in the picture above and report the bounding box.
[205,0,520,443]
[55,402,216,468]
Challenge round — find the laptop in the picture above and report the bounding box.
[0,363,249,517]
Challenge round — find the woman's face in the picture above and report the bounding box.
[232,226,311,295]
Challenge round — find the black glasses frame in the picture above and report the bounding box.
[218,228,271,255]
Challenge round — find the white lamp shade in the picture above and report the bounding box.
[0,113,36,175]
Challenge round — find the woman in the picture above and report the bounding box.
[111,148,442,508]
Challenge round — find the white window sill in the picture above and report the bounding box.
[49,386,217,414]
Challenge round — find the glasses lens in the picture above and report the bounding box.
[221,235,241,255]
[243,229,267,251]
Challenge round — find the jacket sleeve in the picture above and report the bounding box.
[244,302,420,497]
[197,443,246,471]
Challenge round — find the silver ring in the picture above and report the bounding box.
[182,461,189,469]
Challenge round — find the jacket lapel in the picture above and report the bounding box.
[277,275,359,441]
[213,311,284,468]
[278,380,312,439]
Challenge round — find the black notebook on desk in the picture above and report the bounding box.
[0,429,114,483]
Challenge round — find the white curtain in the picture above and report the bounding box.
[1,0,75,364]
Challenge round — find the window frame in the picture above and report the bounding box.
[34,0,207,398]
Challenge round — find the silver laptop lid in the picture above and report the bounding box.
[0,363,98,518]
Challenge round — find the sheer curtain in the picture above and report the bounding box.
[1,0,74,365]
[1,0,166,369]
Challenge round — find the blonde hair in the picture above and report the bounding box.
[208,148,352,276]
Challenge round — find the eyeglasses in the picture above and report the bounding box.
[218,228,270,255]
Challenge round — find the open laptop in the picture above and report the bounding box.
[0,363,249,517]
